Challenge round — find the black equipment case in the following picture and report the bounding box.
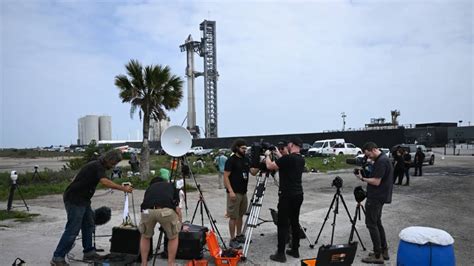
[316,242,358,266]
[110,226,152,258]
[163,223,208,260]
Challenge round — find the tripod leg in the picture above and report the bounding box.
[190,199,200,224]
[7,184,15,211]
[299,223,313,247]
[339,196,366,250]
[152,230,164,266]
[313,192,338,247]
[15,185,29,211]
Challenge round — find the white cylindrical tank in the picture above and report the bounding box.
[99,115,112,140]
[82,115,99,145]
[78,118,84,145]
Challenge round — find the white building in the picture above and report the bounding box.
[149,118,170,141]
[78,115,112,145]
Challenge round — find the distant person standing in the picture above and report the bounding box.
[214,151,228,189]
[414,147,425,176]
[402,149,411,186]
[393,148,404,185]
[129,152,139,173]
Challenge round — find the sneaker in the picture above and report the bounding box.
[361,253,384,264]
[369,248,390,260]
[285,249,300,258]
[83,250,106,261]
[50,258,69,266]
[235,234,246,243]
[269,252,287,263]
[229,239,242,249]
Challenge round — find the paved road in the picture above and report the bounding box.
[0,156,473,265]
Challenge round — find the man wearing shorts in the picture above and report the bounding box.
[139,177,182,266]
[223,139,258,248]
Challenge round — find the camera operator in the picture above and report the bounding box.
[223,139,259,249]
[138,176,182,266]
[51,150,133,266]
[265,137,305,263]
[356,142,393,264]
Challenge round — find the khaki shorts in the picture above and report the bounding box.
[226,193,248,219]
[138,208,181,240]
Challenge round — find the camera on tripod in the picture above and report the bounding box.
[331,176,343,189]
[249,140,276,173]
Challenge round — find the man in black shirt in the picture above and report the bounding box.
[356,142,394,264]
[138,177,182,266]
[265,137,305,263]
[223,139,258,249]
[414,147,425,176]
[51,150,133,266]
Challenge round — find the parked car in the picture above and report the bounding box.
[326,143,362,156]
[187,146,213,156]
[391,144,435,165]
[308,139,345,157]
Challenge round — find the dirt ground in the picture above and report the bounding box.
[0,154,473,265]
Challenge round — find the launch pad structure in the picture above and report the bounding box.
[180,20,218,139]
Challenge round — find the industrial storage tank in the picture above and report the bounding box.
[80,115,99,145]
[99,115,112,141]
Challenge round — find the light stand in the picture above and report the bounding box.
[7,171,29,211]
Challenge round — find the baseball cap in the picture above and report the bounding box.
[288,137,303,147]
[277,140,288,148]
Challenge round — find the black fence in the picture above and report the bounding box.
[149,128,406,151]
[95,126,473,152]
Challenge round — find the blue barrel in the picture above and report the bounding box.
[397,227,455,266]
[397,240,455,266]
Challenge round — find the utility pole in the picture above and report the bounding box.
[341,112,346,131]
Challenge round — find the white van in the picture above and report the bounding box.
[308,139,345,157]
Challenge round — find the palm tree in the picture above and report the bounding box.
[115,59,183,180]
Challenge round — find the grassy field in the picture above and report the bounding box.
[0,210,40,222]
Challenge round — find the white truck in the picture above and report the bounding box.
[187,146,213,156]
[308,139,345,157]
[328,143,362,156]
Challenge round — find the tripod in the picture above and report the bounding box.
[349,201,366,250]
[7,180,29,211]
[241,172,272,259]
[311,186,365,250]
[241,171,313,260]
[31,167,41,182]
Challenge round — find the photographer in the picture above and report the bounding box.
[356,142,393,264]
[265,137,305,263]
[51,150,133,266]
[223,139,259,249]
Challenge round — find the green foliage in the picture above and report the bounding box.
[0,169,74,201]
[304,155,353,172]
[0,210,40,222]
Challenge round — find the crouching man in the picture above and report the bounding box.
[139,177,182,266]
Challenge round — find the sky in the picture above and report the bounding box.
[1,0,473,148]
